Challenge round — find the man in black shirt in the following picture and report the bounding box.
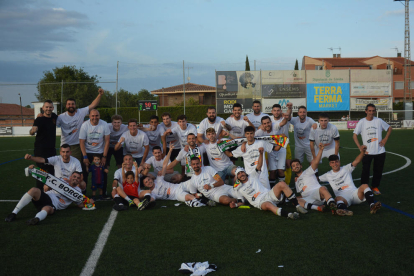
[30,100,57,189]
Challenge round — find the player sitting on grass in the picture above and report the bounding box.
[144,146,182,183]
[230,147,305,219]
[319,146,381,215]
[5,171,93,225]
[88,155,109,201]
[139,143,206,208]
[114,161,142,209]
[291,143,343,215]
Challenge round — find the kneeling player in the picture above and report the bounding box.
[5,171,91,225]
[319,146,381,215]
[230,147,306,219]
[114,161,142,209]
[291,143,340,214]
[139,144,206,209]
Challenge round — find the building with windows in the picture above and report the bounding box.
[151,83,216,106]
[302,54,414,102]
[0,103,34,126]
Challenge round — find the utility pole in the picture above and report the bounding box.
[186,66,193,83]
[183,60,186,115]
[18,93,23,126]
[116,61,119,114]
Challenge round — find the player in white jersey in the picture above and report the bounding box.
[230,146,305,219]
[246,100,267,129]
[167,133,206,179]
[163,114,197,157]
[256,105,292,187]
[107,115,128,169]
[289,106,316,164]
[223,103,254,139]
[320,146,382,214]
[353,103,392,195]
[225,126,281,189]
[139,144,206,208]
[290,143,345,215]
[56,88,104,162]
[271,103,293,186]
[5,171,90,225]
[203,127,236,183]
[187,157,237,205]
[144,146,182,183]
[309,113,340,165]
[24,144,84,190]
[138,115,164,159]
[115,118,149,166]
[159,112,181,161]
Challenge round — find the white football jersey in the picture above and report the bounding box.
[225,116,249,138]
[57,107,89,146]
[232,140,273,175]
[197,117,225,139]
[319,163,357,196]
[290,116,315,148]
[309,123,339,152]
[204,142,233,172]
[150,176,181,200]
[79,119,111,154]
[353,117,389,155]
[271,116,290,136]
[145,156,171,174]
[108,123,128,148]
[171,124,198,148]
[159,121,181,148]
[233,170,269,209]
[295,166,321,197]
[188,166,220,198]
[47,186,82,210]
[119,130,149,158]
[176,144,206,177]
[246,112,267,129]
[46,156,82,179]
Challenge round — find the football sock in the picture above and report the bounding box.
[336,200,347,209]
[35,210,47,221]
[269,179,276,188]
[286,193,299,206]
[278,208,289,217]
[326,198,335,206]
[364,188,375,206]
[125,196,131,202]
[13,193,33,214]
[278,177,285,182]
[304,203,319,210]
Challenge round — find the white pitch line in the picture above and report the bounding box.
[80,210,118,276]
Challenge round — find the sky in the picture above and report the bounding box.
[0,0,410,106]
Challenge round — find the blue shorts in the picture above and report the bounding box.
[91,182,103,191]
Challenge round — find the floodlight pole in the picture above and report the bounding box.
[183,60,185,115]
[19,93,23,126]
[61,80,63,114]
[116,61,119,114]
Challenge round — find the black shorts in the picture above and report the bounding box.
[107,147,123,167]
[166,148,181,162]
[32,190,56,212]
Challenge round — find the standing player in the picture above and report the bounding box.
[56,88,104,162]
[159,112,181,161]
[167,133,206,179]
[225,126,281,189]
[5,171,90,225]
[256,106,292,187]
[115,119,149,166]
[107,115,128,169]
[30,100,58,189]
[270,103,293,185]
[320,146,382,214]
[290,106,316,165]
[353,104,392,195]
[291,144,343,215]
[246,100,266,129]
[79,109,110,196]
[223,103,254,139]
[230,147,305,219]
[139,115,165,158]
[309,113,340,174]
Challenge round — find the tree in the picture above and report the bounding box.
[245,55,250,71]
[294,59,299,70]
[36,65,100,109]
[137,89,157,101]
[25,105,32,108]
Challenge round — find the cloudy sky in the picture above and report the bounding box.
[0,0,409,106]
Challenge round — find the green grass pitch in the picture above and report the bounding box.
[1,130,414,275]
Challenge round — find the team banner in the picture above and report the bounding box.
[217,135,289,153]
[350,97,392,111]
[350,70,392,82]
[26,167,83,203]
[261,70,306,84]
[263,98,306,113]
[350,82,392,97]
[306,70,349,83]
[306,83,350,111]
[217,98,253,114]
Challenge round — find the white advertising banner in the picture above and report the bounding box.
[350,97,393,111]
[350,82,392,97]
[350,70,392,82]
[263,98,307,113]
[403,120,414,128]
[330,121,348,130]
[306,70,350,83]
[261,70,306,84]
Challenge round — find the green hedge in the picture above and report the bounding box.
[97,105,227,123]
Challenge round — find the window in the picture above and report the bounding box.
[395,82,404,90]
[315,65,323,70]
[386,64,392,70]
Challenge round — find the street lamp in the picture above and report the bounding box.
[18,93,23,126]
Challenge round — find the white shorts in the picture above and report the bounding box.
[172,185,188,202]
[337,187,365,207]
[208,185,235,203]
[268,148,286,171]
[258,189,283,210]
[301,188,325,206]
[295,146,313,163]
[315,148,339,163]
